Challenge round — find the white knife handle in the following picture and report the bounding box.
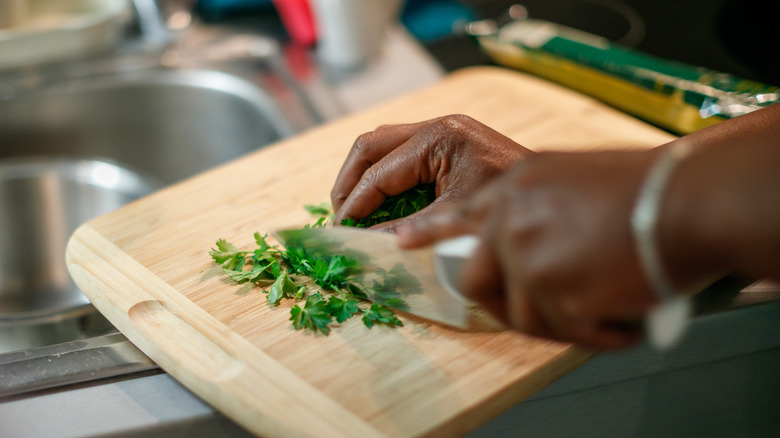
[433,235,479,305]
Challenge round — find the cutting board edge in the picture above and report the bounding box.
[65,224,387,438]
[429,346,595,437]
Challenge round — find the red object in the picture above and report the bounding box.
[271,0,317,46]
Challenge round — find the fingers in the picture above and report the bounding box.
[331,119,443,213]
[494,287,642,350]
[396,209,476,249]
[529,293,642,350]
[591,320,643,350]
[397,206,645,350]
[333,141,433,225]
[444,228,643,349]
[458,240,508,324]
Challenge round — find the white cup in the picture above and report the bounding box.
[310,0,405,69]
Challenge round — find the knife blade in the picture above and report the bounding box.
[272,227,476,329]
[272,227,744,348]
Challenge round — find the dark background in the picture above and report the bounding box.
[415,0,780,85]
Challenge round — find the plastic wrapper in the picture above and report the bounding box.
[477,19,780,135]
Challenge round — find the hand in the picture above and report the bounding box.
[331,115,531,231]
[398,149,674,350]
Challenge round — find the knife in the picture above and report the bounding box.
[272,227,477,329]
[273,227,743,348]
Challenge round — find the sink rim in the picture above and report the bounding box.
[1,67,298,141]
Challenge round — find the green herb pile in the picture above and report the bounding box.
[339,183,435,227]
[209,186,434,335]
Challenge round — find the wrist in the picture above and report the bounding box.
[655,141,732,292]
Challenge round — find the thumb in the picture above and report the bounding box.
[395,184,497,248]
[395,206,476,249]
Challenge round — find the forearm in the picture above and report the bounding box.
[658,104,780,287]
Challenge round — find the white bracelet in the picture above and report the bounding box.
[631,141,693,349]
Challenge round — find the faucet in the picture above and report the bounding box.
[131,0,173,47]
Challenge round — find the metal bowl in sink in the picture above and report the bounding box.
[0,158,160,352]
[0,67,305,353]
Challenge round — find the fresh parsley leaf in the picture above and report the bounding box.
[327,296,360,323]
[340,217,357,227]
[268,268,298,305]
[281,246,307,273]
[209,239,248,270]
[346,282,368,300]
[363,263,420,311]
[290,293,332,335]
[307,216,328,228]
[362,303,403,328]
[285,250,362,292]
[321,255,360,288]
[254,232,274,254]
[222,263,272,284]
[304,203,332,217]
[251,251,276,272]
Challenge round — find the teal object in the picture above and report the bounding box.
[402,0,476,42]
[197,0,273,21]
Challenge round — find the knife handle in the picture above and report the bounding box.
[433,235,480,305]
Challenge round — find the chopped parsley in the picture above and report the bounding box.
[211,185,433,335]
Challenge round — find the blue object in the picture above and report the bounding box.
[402,0,476,42]
[197,0,274,21]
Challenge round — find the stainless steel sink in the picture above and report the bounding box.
[0,69,296,185]
[0,38,327,395]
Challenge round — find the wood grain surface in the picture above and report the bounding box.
[66,66,675,437]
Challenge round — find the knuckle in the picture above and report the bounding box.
[373,123,395,133]
[424,115,474,158]
[360,165,383,191]
[351,132,376,157]
[440,114,475,128]
[330,187,347,204]
[433,114,473,137]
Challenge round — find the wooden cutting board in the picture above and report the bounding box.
[66,67,674,437]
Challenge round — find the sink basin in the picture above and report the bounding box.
[0,67,303,355]
[0,69,296,184]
